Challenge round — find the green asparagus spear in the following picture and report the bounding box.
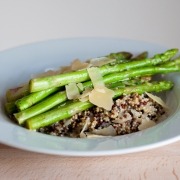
[12,51,132,110]
[13,79,139,122]
[106,51,132,62]
[26,81,173,130]
[103,64,180,83]
[15,87,61,111]
[16,57,180,113]
[14,63,180,124]
[29,49,178,92]
[162,57,180,67]
[14,91,67,124]
[22,58,180,115]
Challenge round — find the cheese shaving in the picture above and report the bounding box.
[71,59,90,71]
[65,82,80,100]
[138,119,156,131]
[87,67,115,110]
[80,119,90,138]
[60,66,72,73]
[145,92,169,109]
[87,67,104,88]
[89,57,116,67]
[77,83,84,91]
[89,87,115,110]
[85,133,105,138]
[59,59,90,74]
[92,125,116,136]
[78,88,92,102]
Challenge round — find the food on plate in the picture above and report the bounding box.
[4,48,180,138]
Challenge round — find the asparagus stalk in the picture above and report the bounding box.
[14,63,180,123]
[26,81,173,130]
[103,64,180,83]
[15,87,60,111]
[13,79,137,121]
[13,57,180,113]
[162,57,180,67]
[29,49,178,92]
[15,57,180,112]
[106,51,132,62]
[14,91,67,124]
[10,51,131,110]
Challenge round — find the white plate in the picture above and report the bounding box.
[0,38,180,156]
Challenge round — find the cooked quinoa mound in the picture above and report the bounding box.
[38,93,166,138]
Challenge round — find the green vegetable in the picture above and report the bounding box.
[15,87,60,111]
[26,81,173,130]
[4,48,180,132]
[14,91,67,124]
[106,51,133,62]
[13,63,180,124]
[29,49,178,92]
[12,51,132,110]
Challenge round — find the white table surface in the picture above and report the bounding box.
[0,1,180,179]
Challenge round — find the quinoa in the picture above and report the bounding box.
[38,93,166,138]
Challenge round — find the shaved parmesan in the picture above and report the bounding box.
[90,57,116,67]
[138,119,156,131]
[60,66,72,73]
[145,92,169,109]
[87,67,115,110]
[64,119,73,127]
[71,59,90,71]
[89,87,114,110]
[80,119,90,138]
[77,83,84,91]
[59,59,90,74]
[78,88,92,102]
[65,82,80,100]
[92,125,116,136]
[87,67,104,88]
[85,133,105,138]
[79,96,89,102]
